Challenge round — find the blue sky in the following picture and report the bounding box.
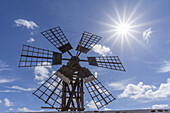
[0,0,170,112]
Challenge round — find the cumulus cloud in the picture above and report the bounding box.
[27,38,35,43]
[119,78,170,99]
[143,28,152,42]
[0,78,15,84]
[92,44,112,56]
[0,100,2,103]
[4,98,13,107]
[7,86,35,91]
[152,104,168,109]
[14,19,39,29]
[86,101,97,110]
[34,62,52,84]
[157,60,170,73]
[108,78,135,90]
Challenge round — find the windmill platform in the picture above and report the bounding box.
[8,109,170,113]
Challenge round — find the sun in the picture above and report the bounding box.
[100,2,150,54]
[115,22,131,36]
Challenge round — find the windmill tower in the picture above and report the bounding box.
[19,26,125,111]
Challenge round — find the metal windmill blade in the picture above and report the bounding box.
[85,78,116,109]
[87,56,126,71]
[19,26,126,111]
[78,67,115,109]
[76,31,102,56]
[33,73,63,109]
[41,26,73,56]
[19,45,62,67]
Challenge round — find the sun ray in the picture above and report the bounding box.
[128,29,141,34]
[126,1,141,24]
[127,32,146,49]
[128,13,143,25]
[112,33,121,46]
[124,33,134,54]
[104,11,120,25]
[123,2,127,24]
[114,5,122,24]
[100,1,157,55]
[104,32,120,43]
[120,33,125,54]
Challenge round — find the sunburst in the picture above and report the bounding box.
[100,2,151,54]
[115,22,131,37]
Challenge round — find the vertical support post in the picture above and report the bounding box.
[61,81,66,111]
[80,79,84,110]
[61,76,84,111]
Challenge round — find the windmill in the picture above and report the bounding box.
[18,26,126,111]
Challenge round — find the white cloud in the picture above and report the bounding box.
[152,104,168,109]
[94,72,98,78]
[9,108,14,111]
[143,28,152,42]
[86,101,97,110]
[157,60,170,73]
[104,108,111,111]
[17,107,44,112]
[17,107,33,112]
[92,44,112,56]
[34,63,52,84]
[27,38,35,43]
[108,78,135,90]
[7,86,35,91]
[0,60,8,67]
[0,100,2,103]
[0,90,20,93]
[0,60,12,72]
[14,19,39,29]
[0,68,12,71]
[4,98,13,107]
[0,78,15,84]
[119,78,170,99]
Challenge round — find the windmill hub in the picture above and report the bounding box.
[19,26,126,111]
[70,56,80,63]
[67,56,81,69]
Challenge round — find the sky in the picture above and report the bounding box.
[0,0,170,112]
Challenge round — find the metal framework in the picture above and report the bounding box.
[88,56,126,71]
[76,31,102,55]
[33,74,63,108]
[85,79,115,109]
[41,26,73,53]
[19,26,126,111]
[61,74,84,111]
[19,45,62,67]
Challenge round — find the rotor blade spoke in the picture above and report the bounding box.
[33,74,63,108]
[87,56,126,71]
[76,32,102,55]
[85,79,116,109]
[18,45,62,67]
[41,26,73,54]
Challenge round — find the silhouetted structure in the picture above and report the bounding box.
[19,26,125,111]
